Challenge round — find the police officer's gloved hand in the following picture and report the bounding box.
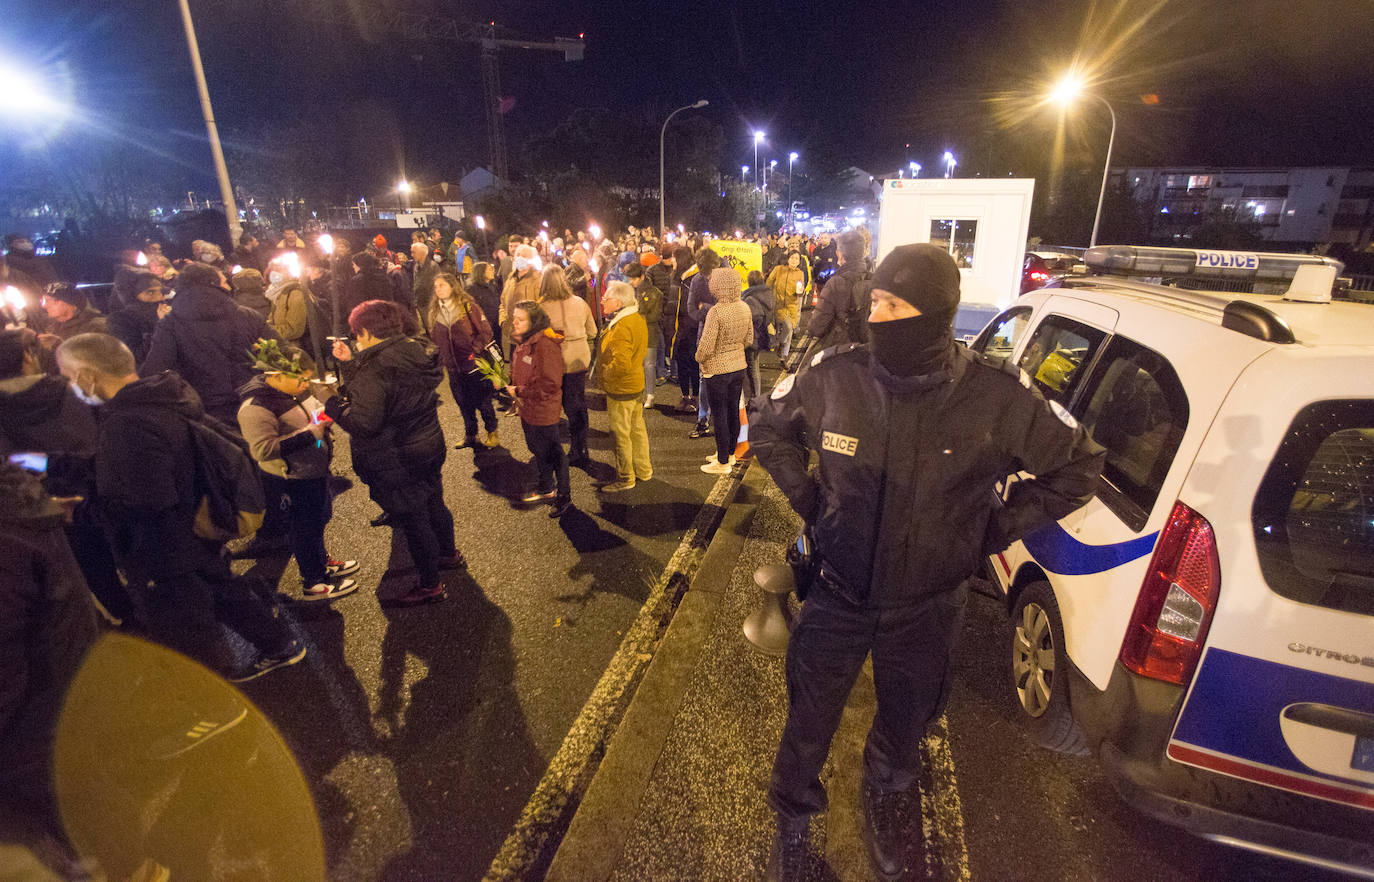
[980,509,1010,557]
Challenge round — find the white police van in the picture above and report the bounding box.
[971,245,1374,877]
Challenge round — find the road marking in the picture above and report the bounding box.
[917,715,972,881]
[484,462,745,881]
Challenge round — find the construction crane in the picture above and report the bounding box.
[294,1,584,181]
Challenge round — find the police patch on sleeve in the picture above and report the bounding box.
[1049,400,1079,429]
[771,373,796,400]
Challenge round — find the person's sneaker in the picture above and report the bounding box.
[705,453,738,465]
[643,394,654,409]
[301,578,358,602]
[482,429,501,448]
[764,819,810,882]
[701,460,732,475]
[599,479,636,493]
[676,396,694,413]
[456,435,478,449]
[391,583,446,606]
[861,778,912,881]
[437,551,467,570]
[520,489,557,504]
[549,497,573,518]
[326,558,360,578]
[228,639,307,683]
[655,375,668,386]
[370,511,392,527]
[688,420,712,439]
[568,447,591,466]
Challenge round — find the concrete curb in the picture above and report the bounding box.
[544,463,770,882]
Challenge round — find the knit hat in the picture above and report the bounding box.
[177,261,224,290]
[44,283,85,307]
[372,234,388,250]
[232,267,264,292]
[708,267,742,302]
[870,244,961,324]
[131,273,163,296]
[639,252,661,267]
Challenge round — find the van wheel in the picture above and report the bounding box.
[1011,581,1090,756]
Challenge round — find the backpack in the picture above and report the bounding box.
[188,415,266,541]
[844,273,874,344]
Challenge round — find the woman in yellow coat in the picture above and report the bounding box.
[765,250,806,361]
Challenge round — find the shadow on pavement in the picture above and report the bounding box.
[595,479,703,539]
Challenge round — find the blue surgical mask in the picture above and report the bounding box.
[514,257,529,273]
[70,380,103,406]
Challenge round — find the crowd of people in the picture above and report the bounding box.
[0,217,886,871]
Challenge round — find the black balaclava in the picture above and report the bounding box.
[867,244,962,378]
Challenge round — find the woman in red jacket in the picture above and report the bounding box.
[506,301,572,517]
[429,272,499,450]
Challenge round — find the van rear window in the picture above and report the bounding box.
[1253,401,1374,616]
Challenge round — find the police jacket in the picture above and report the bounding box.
[748,342,1105,608]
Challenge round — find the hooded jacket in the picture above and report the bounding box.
[431,300,493,373]
[236,375,330,480]
[265,279,311,346]
[95,372,218,579]
[805,262,870,355]
[742,282,776,348]
[107,299,163,365]
[696,277,754,377]
[595,305,647,399]
[0,466,98,798]
[542,295,598,374]
[142,282,282,426]
[0,374,98,498]
[323,336,446,514]
[510,329,564,426]
[48,305,108,341]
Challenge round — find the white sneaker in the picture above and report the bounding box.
[643,394,654,409]
[705,453,738,465]
[700,460,732,475]
[301,578,358,602]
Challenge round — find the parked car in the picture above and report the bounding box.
[972,245,1374,878]
[1021,250,1084,294]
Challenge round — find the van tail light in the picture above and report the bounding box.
[1030,270,1049,282]
[1120,501,1221,686]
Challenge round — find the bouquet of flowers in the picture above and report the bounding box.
[248,338,310,377]
[474,354,510,390]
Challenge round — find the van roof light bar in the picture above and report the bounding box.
[1085,245,1344,282]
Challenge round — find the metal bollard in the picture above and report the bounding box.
[743,563,796,656]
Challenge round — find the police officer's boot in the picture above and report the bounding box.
[860,777,911,881]
[764,817,808,882]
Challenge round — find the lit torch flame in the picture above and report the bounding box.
[4,286,25,313]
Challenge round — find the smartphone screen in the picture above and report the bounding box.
[9,452,48,474]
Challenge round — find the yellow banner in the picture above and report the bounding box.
[708,240,763,285]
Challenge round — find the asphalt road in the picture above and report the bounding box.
[229,359,738,882]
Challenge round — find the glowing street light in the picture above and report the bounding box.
[741,164,750,183]
[909,161,920,177]
[943,151,957,178]
[1050,71,1117,247]
[0,65,72,120]
[396,179,412,211]
[660,99,709,235]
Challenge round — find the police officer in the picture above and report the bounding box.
[749,243,1105,881]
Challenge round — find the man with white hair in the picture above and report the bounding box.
[593,280,651,492]
[55,332,304,682]
[499,243,542,358]
[411,242,439,330]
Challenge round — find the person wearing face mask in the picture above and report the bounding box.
[107,273,171,365]
[142,262,283,428]
[190,239,232,275]
[498,244,541,360]
[262,256,314,354]
[748,243,1105,882]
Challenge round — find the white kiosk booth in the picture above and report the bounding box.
[876,178,1035,338]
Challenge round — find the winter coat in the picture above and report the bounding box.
[323,336,446,515]
[141,283,283,427]
[236,375,330,480]
[0,468,98,799]
[431,301,493,373]
[542,295,597,374]
[0,374,98,498]
[48,305,108,341]
[510,330,564,426]
[231,270,271,319]
[685,271,715,326]
[265,280,311,348]
[805,263,871,357]
[3,251,60,288]
[412,260,440,318]
[741,283,776,351]
[660,275,693,353]
[95,372,219,580]
[696,291,754,377]
[467,281,501,340]
[766,265,806,324]
[343,265,393,318]
[749,343,1105,608]
[499,270,541,328]
[107,300,163,365]
[595,306,647,399]
[634,282,663,328]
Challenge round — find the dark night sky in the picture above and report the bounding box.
[6,0,1374,197]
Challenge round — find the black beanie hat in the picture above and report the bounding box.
[44,283,86,308]
[176,261,224,291]
[870,244,961,324]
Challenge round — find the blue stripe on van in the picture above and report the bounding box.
[1021,522,1159,576]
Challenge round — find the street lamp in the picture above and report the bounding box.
[660,99,708,236]
[175,0,242,242]
[788,152,798,226]
[943,151,957,178]
[753,130,765,188]
[741,165,750,183]
[396,179,412,211]
[1050,73,1117,248]
[909,161,920,177]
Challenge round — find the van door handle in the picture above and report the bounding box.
[1282,703,1374,739]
